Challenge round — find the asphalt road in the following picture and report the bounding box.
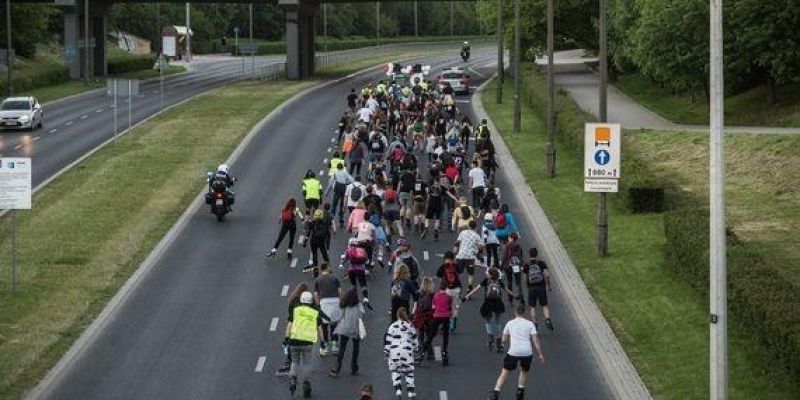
[0,54,285,186]
[38,48,611,400]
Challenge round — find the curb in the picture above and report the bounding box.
[23,61,392,400]
[471,76,653,400]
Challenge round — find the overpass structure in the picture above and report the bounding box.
[15,0,476,80]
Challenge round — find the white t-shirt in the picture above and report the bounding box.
[356,221,375,242]
[468,167,487,189]
[358,107,373,123]
[366,98,379,113]
[455,229,482,260]
[503,317,538,357]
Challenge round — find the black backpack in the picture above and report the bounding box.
[350,185,363,202]
[486,280,503,300]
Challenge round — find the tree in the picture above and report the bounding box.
[0,4,58,59]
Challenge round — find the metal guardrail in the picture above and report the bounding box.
[251,38,494,81]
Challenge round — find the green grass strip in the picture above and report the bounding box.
[482,74,798,399]
[0,79,315,399]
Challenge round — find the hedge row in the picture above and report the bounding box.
[520,66,667,213]
[664,208,800,380]
[206,35,484,56]
[0,62,69,96]
[107,53,156,75]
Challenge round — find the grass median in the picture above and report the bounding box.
[0,79,315,399]
[482,74,798,398]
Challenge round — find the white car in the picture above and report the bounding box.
[0,96,44,131]
[437,68,470,95]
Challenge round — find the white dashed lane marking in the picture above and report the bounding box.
[319,169,325,177]
[95,108,103,113]
[434,346,442,361]
[33,136,40,141]
[439,391,449,400]
[290,258,298,269]
[255,356,266,372]
[281,285,289,297]
[423,251,430,261]
[269,317,280,332]
[48,129,57,134]
[65,121,74,126]
[323,158,328,165]
[80,115,88,119]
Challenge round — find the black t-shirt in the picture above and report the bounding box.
[412,181,427,202]
[363,193,383,213]
[347,93,358,107]
[524,260,548,288]
[480,278,506,300]
[399,171,416,193]
[442,86,454,95]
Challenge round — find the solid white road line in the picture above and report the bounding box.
[255,356,267,372]
[281,285,289,297]
[65,121,74,126]
[434,346,442,361]
[269,317,280,332]
[423,251,430,261]
[290,258,298,269]
[439,391,449,400]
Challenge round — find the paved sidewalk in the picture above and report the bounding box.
[539,50,800,134]
[472,78,653,400]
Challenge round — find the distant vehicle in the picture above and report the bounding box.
[0,96,43,131]
[390,73,410,87]
[437,67,470,95]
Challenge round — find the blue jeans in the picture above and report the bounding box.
[484,312,502,337]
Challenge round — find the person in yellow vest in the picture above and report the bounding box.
[329,152,346,176]
[285,291,324,397]
[302,170,323,215]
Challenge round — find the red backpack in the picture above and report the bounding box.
[391,146,405,163]
[385,188,398,203]
[494,212,507,229]
[281,208,294,223]
[350,247,369,264]
[443,262,459,287]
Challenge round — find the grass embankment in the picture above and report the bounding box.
[482,72,798,398]
[315,48,446,77]
[0,79,315,399]
[615,73,800,127]
[30,81,104,104]
[213,35,486,55]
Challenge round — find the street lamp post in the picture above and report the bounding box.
[84,0,89,84]
[597,0,609,256]
[185,2,191,62]
[496,0,503,104]
[512,0,520,134]
[709,0,727,398]
[450,1,455,37]
[546,0,555,177]
[414,1,418,37]
[5,0,12,96]
[376,2,380,46]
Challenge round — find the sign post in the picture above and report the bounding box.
[0,157,32,292]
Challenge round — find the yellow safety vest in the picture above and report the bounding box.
[303,178,322,200]
[329,157,345,175]
[290,305,319,343]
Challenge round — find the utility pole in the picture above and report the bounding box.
[84,0,90,84]
[5,0,12,96]
[512,0,520,134]
[450,1,454,37]
[185,2,191,62]
[496,0,503,104]
[249,3,254,78]
[376,2,380,46]
[546,0,555,178]
[709,0,727,398]
[414,1,418,37]
[597,0,608,256]
[323,3,328,52]
[155,3,161,53]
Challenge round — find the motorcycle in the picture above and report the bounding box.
[209,189,230,222]
[460,49,470,62]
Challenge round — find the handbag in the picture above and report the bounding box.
[358,317,367,340]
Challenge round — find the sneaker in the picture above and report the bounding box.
[268,248,277,258]
[302,380,311,398]
[546,318,554,331]
[516,387,525,400]
[408,391,417,398]
[487,337,495,351]
[303,265,316,273]
[449,317,458,332]
[287,249,293,260]
[319,347,327,357]
[395,388,403,399]
[487,389,500,400]
[441,351,449,366]
[362,297,373,310]
[496,339,504,353]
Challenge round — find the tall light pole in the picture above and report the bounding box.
[709,0,727,398]
[5,0,12,96]
[496,0,503,104]
[185,2,191,62]
[414,1,418,37]
[323,3,328,52]
[376,2,380,46]
[512,0,520,134]
[546,0,555,178]
[450,1,454,37]
[84,0,89,84]
[597,0,609,256]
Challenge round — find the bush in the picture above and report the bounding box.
[0,58,69,95]
[619,156,668,213]
[664,209,800,380]
[107,53,156,75]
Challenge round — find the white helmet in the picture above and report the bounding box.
[217,164,229,174]
[300,291,314,304]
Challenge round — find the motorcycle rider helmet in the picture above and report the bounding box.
[217,164,230,174]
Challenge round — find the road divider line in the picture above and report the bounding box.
[434,346,442,361]
[290,258,298,269]
[281,285,289,297]
[269,317,280,332]
[255,356,266,372]
[439,391,448,400]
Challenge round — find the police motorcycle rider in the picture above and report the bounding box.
[461,41,471,62]
[206,163,236,211]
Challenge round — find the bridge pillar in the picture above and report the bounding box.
[280,0,317,80]
[63,1,108,79]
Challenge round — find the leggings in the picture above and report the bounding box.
[425,317,451,353]
[349,161,363,176]
[334,335,360,373]
[504,269,525,300]
[348,270,369,299]
[273,222,296,250]
[486,243,500,268]
[310,237,329,266]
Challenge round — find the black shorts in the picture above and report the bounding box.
[348,270,367,288]
[503,354,533,372]
[384,209,400,222]
[305,198,320,210]
[425,205,443,220]
[528,286,548,307]
[457,259,475,275]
